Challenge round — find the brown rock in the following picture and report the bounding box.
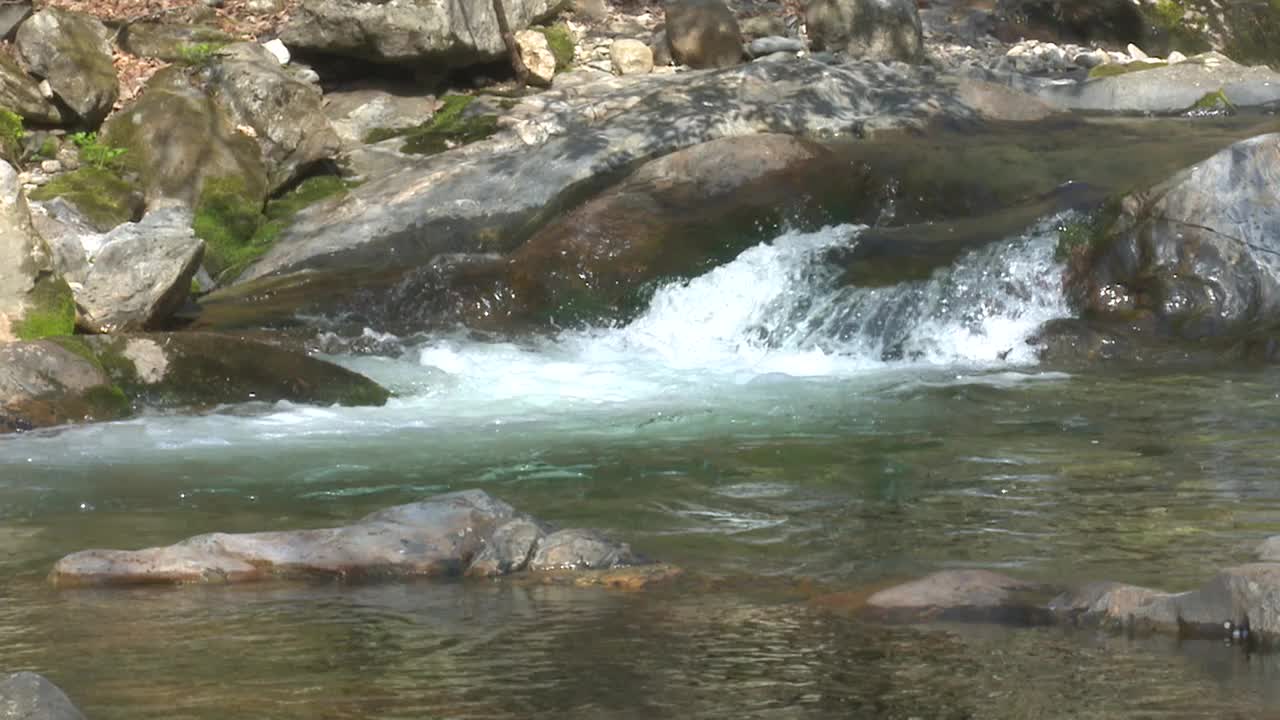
[663,0,743,69]
[864,569,1053,624]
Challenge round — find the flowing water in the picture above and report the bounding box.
[6,198,1280,715]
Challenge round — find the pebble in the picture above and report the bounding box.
[1127,43,1148,60]
[747,36,804,58]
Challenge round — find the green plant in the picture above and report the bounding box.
[37,136,57,159]
[14,275,76,340]
[175,42,225,66]
[70,131,127,170]
[0,108,24,163]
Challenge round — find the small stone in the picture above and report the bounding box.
[514,29,557,86]
[610,38,654,75]
[261,38,290,65]
[39,159,59,173]
[1127,43,1147,60]
[37,78,52,98]
[1073,50,1107,68]
[1167,50,1187,64]
[747,35,804,58]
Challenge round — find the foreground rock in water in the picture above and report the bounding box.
[234,59,982,283]
[51,489,662,587]
[0,672,86,720]
[1066,132,1280,341]
[862,569,1055,625]
[0,332,389,433]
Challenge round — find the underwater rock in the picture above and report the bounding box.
[862,569,1055,625]
[0,672,86,720]
[51,489,657,587]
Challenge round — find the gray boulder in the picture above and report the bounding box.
[807,0,924,63]
[0,51,64,126]
[1259,536,1280,562]
[28,197,101,283]
[0,672,86,720]
[234,58,975,283]
[51,489,647,586]
[747,35,804,58]
[14,8,118,124]
[0,2,32,41]
[0,160,71,343]
[1069,133,1280,340]
[77,208,205,333]
[663,0,742,68]
[280,0,567,67]
[119,21,235,62]
[1016,52,1280,114]
[0,340,120,433]
[206,43,342,193]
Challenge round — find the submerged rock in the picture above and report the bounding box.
[863,569,1054,625]
[0,672,86,720]
[51,489,656,587]
[1067,132,1280,340]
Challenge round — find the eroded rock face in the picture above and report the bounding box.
[14,8,118,124]
[52,489,651,586]
[280,0,566,67]
[0,672,87,720]
[1069,133,1280,340]
[807,0,924,63]
[205,43,342,193]
[0,340,121,432]
[663,0,742,69]
[234,59,974,284]
[77,208,205,333]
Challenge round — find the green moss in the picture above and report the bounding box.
[195,174,352,282]
[1087,60,1167,79]
[48,336,101,369]
[37,136,58,159]
[535,23,575,71]
[0,108,23,163]
[14,276,75,340]
[28,166,138,231]
[1187,89,1236,115]
[193,175,266,280]
[1151,0,1185,28]
[174,42,225,66]
[380,94,499,156]
[81,384,132,419]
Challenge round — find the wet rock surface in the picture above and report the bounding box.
[52,489,658,587]
[0,672,86,720]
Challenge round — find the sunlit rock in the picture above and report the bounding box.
[0,672,86,720]
[51,490,659,587]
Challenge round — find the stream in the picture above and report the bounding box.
[5,118,1280,718]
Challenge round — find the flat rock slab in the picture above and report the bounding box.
[864,569,1056,625]
[52,490,654,587]
[0,672,85,720]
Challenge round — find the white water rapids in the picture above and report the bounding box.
[0,216,1074,464]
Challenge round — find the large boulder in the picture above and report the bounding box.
[232,59,975,284]
[103,67,268,211]
[0,51,65,126]
[422,133,830,330]
[205,43,342,193]
[0,332,390,433]
[51,489,650,586]
[1014,52,1280,114]
[0,672,87,720]
[663,0,743,68]
[0,160,73,343]
[1067,133,1280,340]
[807,0,924,63]
[77,208,206,333]
[14,8,118,125]
[280,0,567,67]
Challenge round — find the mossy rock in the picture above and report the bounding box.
[535,23,575,71]
[1087,60,1167,79]
[83,332,391,410]
[1187,88,1236,115]
[28,166,141,232]
[365,94,498,155]
[196,173,352,282]
[0,109,23,165]
[13,275,75,340]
